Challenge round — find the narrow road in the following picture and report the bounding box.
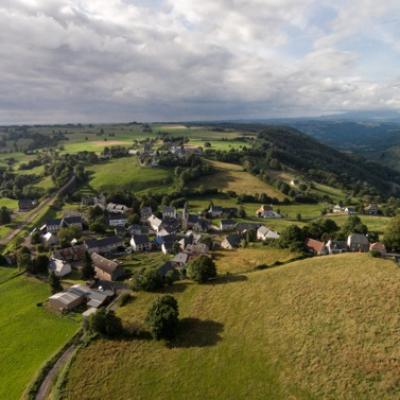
[35,344,76,400]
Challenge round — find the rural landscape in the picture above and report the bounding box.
[2,121,400,400]
[3,1,400,399]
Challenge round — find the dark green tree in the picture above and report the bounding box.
[49,271,63,294]
[81,251,95,280]
[146,295,179,340]
[187,256,217,283]
[278,225,306,251]
[134,269,164,292]
[384,216,400,252]
[17,247,32,271]
[0,206,11,225]
[88,309,123,337]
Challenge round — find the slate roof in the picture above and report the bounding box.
[62,215,83,225]
[131,234,150,245]
[85,236,122,249]
[224,233,241,247]
[91,252,120,274]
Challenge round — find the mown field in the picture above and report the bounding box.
[0,271,79,400]
[61,253,400,399]
[88,157,173,193]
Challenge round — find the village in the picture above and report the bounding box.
[21,194,387,318]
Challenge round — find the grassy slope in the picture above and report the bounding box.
[0,273,79,400]
[191,160,286,200]
[214,245,299,274]
[88,157,173,193]
[62,253,400,399]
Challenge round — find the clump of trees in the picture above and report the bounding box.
[187,256,217,283]
[277,225,306,252]
[87,309,123,338]
[58,226,81,247]
[146,295,179,340]
[384,216,400,252]
[133,268,177,292]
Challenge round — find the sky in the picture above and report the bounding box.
[1,0,400,124]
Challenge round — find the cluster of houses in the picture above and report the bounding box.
[137,141,203,167]
[332,204,380,216]
[41,200,281,281]
[305,234,386,256]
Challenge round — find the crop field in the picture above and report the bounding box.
[190,160,286,200]
[0,274,79,400]
[88,157,173,193]
[61,253,400,399]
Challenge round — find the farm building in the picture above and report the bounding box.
[347,234,369,252]
[85,236,124,254]
[91,252,124,281]
[326,240,348,254]
[108,212,128,227]
[369,242,387,256]
[305,238,328,255]
[18,198,36,212]
[256,205,281,218]
[220,220,237,231]
[221,233,241,250]
[130,234,152,252]
[257,226,280,241]
[48,258,71,277]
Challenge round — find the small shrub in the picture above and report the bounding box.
[369,250,381,258]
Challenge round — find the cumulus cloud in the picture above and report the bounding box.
[0,0,400,123]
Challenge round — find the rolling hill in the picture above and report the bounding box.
[250,126,400,197]
[60,253,400,399]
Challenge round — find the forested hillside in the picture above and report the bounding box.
[245,126,400,198]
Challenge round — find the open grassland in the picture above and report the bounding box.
[0,274,79,400]
[0,197,18,210]
[188,138,247,151]
[213,245,300,274]
[191,160,286,200]
[62,253,400,399]
[327,214,390,235]
[88,157,173,193]
[153,124,252,140]
[0,266,20,283]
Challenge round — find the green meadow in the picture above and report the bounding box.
[88,157,173,193]
[62,254,400,399]
[0,272,79,400]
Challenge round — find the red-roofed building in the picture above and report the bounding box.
[305,238,328,255]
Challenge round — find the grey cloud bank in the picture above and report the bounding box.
[1,0,400,124]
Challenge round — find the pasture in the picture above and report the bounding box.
[190,160,286,200]
[88,157,173,193]
[0,273,79,400]
[214,245,300,274]
[61,254,400,399]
